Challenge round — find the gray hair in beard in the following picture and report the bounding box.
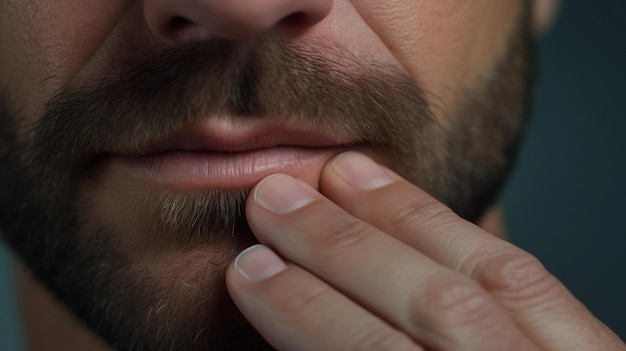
[28,34,440,248]
[0,9,533,349]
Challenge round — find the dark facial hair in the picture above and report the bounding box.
[0,17,533,351]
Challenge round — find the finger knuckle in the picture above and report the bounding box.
[311,219,374,261]
[389,196,451,229]
[390,197,448,226]
[278,284,334,329]
[350,326,421,351]
[417,275,494,328]
[480,252,560,302]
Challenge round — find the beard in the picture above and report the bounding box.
[0,14,533,351]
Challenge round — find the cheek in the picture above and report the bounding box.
[416,0,522,104]
[351,0,524,120]
[315,1,399,64]
[0,0,130,126]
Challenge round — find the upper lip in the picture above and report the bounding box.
[127,117,357,155]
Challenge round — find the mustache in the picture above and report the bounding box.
[32,34,433,169]
[26,34,436,245]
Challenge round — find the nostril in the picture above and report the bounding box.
[166,16,198,41]
[282,12,307,24]
[278,12,315,36]
[169,16,193,32]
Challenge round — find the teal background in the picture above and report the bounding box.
[503,0,626,341]
[0,244,24,350]
[1,0,625,349]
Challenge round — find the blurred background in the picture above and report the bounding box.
[503,0,626,341]
[1,0,625,349]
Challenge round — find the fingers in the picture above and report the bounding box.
[238,171,538,350]
[229,152,624,350]
[226,245,422,351]
[318,152,625,350]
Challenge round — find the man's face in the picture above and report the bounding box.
[0,1,532,350]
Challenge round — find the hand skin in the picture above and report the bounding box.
[226,152,625,351]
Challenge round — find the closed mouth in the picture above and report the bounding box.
[101,116,361,191]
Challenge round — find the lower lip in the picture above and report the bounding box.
[110,147,346,191]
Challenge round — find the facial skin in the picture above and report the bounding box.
[0,0,541,350]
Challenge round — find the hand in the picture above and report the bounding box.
[226,152,625,351]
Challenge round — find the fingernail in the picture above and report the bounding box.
[254,174,315,214]
[332,152,394,190]
[235,245,287,282]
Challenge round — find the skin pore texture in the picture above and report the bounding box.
[0,1,596,351]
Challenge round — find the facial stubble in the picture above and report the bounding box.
[0,19,533,351]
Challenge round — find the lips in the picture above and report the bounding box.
[105,117,358,191]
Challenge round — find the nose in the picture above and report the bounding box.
[144,0,333,42]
